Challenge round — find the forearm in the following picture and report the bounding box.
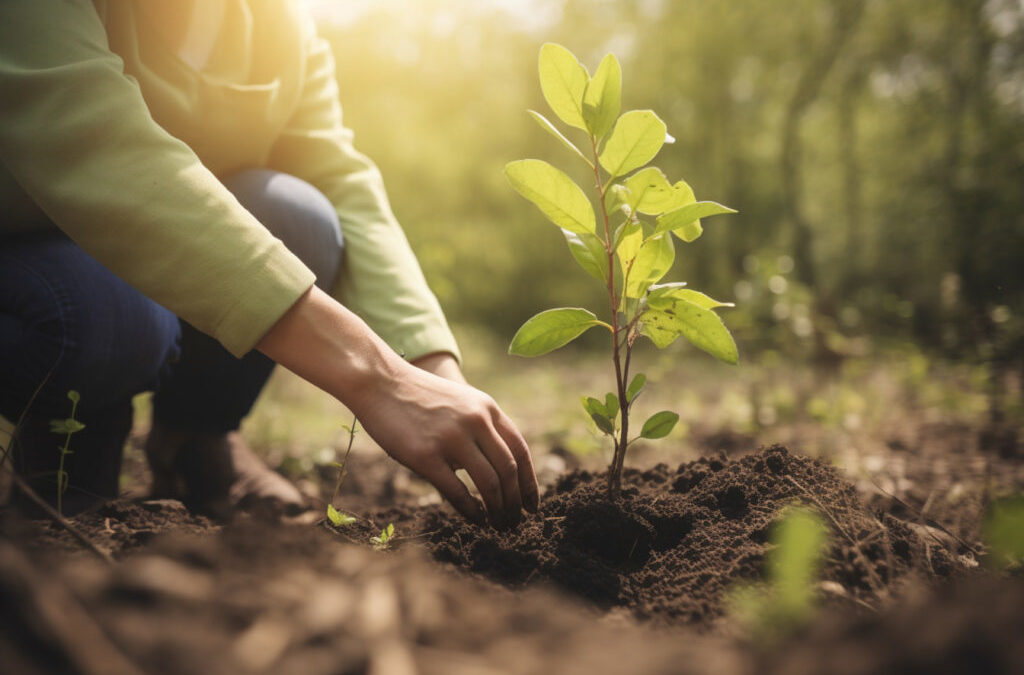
[255,286,539,526]
[255,286,405,410]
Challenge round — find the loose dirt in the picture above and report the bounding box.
[366,445,968,629]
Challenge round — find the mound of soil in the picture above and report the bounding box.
[370,445,966,628]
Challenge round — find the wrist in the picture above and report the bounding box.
[256,286,407,409]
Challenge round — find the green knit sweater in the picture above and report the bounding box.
[0,0,460,361]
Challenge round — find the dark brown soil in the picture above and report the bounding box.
[2,442,1020,674]
[365,445,971,628]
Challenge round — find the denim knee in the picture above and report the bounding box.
[221,169,344,290]
[0,234,181,419]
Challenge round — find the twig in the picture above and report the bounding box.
[868,478,980,555]
[785,474,886,593]
[6,469,114,566]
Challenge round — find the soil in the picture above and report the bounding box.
[365,445,969,629]
[2,441,1022,674]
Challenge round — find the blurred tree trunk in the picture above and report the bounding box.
[838,63,865,296]
[780,0,867,290]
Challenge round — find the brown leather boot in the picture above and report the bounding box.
[144,424,306,519]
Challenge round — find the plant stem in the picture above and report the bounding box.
[56,395,80,515]
[331,415,359,505]
[591,137,630,498]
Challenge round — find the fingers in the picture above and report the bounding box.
[492,412,539,513]
[422,464,487,526]
[472,421,525,524]
[454,440,513,526]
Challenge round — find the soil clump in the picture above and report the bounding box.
[371,445,967,628]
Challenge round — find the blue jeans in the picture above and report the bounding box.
[1,170,343,511]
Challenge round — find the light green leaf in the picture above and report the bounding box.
[623,167,676,215]
[326,505,356,527]
[615,221,643,263]
[604,392,620,419]
[772,508,828,614]
[640,297,739,364]
[505,159,596,235]
[49,418,86,435]
[640,411,679,439]
[582,53,621,139]
[647,287,734,311]
[538,43,589,130]
[562,229,608,281]
[653,201,737,240]
[623,232,675,299]
[599,110,667,177]
[626,373,646,403]
[528,110,592,167]
[667,180,696,210]
[509,308,611,357]
[582,396,606,418]
[67,390,81,404]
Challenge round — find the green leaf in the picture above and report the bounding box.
[667,180,696,209]
[984,496,1024,569]
[623,167,676,215]
[505,159,596,235]
[538,43,589,130]
[604,392,620,419]
[647,287,734,311]
[640,297,739,364]
[623,232,675,299]
[528,110,592,166]
[67,390,80,404]
[653,201,737,240]
[326,504,356,527]
[598,110,667,177]
[590,413,615,435]
[582,396,607,418]
[615,221,643,263]
[772,508,828,614]
[49,418,86,435]
[562,229,608,281]
[626,373,647,402]
[640,411,679,439]
[582,53,621,138]
[509,308,610,357]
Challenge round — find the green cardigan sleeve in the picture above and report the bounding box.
[0,0,316,357]
[265,20,461,364]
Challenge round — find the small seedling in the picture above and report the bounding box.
[983,495,1024,571]
[48,390,85,515]
[506,43,738,497]
[371,523,396,551]
[728,507,829,640]
[326,415,359,527]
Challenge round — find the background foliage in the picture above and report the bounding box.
[311,0,1024,377]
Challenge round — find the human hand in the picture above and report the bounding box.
[350,360,539,527]
[257,287,539,527]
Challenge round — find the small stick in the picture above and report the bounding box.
[785,474,886,593]
[868,479,979,555]
[7,470,114,566]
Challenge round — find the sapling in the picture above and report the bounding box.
[326,415,359,527]
[48,390,85,515]
[506,43,738,497]
[371,523,396,551]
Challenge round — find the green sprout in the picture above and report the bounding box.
[371,523,396,551]
[505,43,738,497]
[325,415,359,527]
[983,495,1024,571]
[728,507,829,640]
[48,390,85,515]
